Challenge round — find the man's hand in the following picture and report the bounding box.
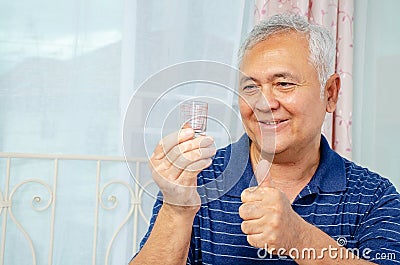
[149,128,216,211]
[132,128,215,265]
[239,160,310,253]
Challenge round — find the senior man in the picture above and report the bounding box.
[131,13,400,264]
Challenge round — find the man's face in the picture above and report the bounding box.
[239,31,328,158]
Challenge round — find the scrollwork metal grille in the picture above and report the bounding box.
[0,153,153,265]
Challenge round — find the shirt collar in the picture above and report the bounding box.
[222,134,253,198]
[309,135,347,193]
[223,134,347,198]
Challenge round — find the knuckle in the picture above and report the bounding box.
[267,206,280,219]
[170,145,181,155]
[253,238,265,249]
[183,141,194,152]
[269,218,279,230]
[158,141,167,153]
[173,156,187,170]
[192,150,202,161]
[268,233,278,245]
[177,143,187,154]
[272,203,283,214]
[246,234,252,244]
[241,190,249,202]
[247,234,256,247]
[239,203,249,219]
[238,204,247,218]
[171,142,180,154]
[241,221,249,234]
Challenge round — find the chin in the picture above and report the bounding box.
[263,139,290,156]
[258,141,277,157]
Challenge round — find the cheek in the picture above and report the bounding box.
[239,98,253,119]
[305,96,326,117]
[239,99,257,135]
[285,91,324,114]
[289,96,326,126]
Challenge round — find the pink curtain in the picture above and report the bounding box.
[253,0,353,159]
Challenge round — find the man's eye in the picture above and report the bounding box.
[242,85,258,92]
[276,82,296,89]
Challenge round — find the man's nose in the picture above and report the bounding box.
[254,86,279,112]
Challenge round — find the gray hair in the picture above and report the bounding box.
[238,13,336,93]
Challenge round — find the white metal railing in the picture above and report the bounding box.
[0,152,155,265]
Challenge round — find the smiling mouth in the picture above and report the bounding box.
[259,120,288,125]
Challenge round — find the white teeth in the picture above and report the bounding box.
[265,121,279,125]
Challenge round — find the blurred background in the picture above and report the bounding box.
[0,0,399,264]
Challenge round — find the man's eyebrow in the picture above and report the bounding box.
[272,72,298,80]
[239,72,299,84]
[239,76,257,84]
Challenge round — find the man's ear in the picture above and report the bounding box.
[324,73,341,113]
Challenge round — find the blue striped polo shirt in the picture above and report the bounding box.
[138,134,400,264]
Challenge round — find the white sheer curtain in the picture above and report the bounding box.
[3,0,398,263]
[353,0,400,189]
[0,0,253,264]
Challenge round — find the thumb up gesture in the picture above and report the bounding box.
[239,160,310,254]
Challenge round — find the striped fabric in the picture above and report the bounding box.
[139,135,400,264]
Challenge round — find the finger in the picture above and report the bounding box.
[166,136,214,165]
[246,233,266,249]
[151,143,214,187]
[238,201,264,220]
[185,158,213,174]
[156,150,213,182]
[173,146,216,170]
[255,159,273,187]
[151,158,184,181]
[241,186,275,203]
[241,219,264,235]
[162,166,198,186]
[153,128,195,160]
[154,160,192,184]
[159,158,212,187]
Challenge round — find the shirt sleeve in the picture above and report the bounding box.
[356,180,400,264]
[133,196,196,264]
